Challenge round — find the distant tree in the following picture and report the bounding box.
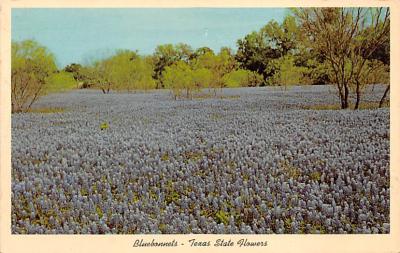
[45,71,77,93]
[192,49,237,94]
[64,63,86,87]
[193,47,214,58]
[11,40,57,112]
[64,63,82,75]
[162,61,197,99]
[266,55,307,88]
[261,15,299,57]
[91,50,155,93]
[223,69,263,88]
[192,68,213,89]
[152,43,193,88]
[294,7,390,109]
[175,43,194,63]
[236,31,273,82]
[236,15,301,85]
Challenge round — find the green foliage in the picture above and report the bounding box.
[94,50,156,92]
[192,68,213,88]
[26,107,66,114]
[294,7,390,109]
[236,15,300,84]
[100,122,109,130]
[152,43,194,88]
[301,59,331,85]
[64,63,86,86]
[162,61,198,99]
[261,15,299,56]
[215,210,229,225]
[96,205,103,219]
[266,55,307,87]
[223,69,263,88]
[11,40,57,112]
[310,171,321,182]
[45,71,77,93]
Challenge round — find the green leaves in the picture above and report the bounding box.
[100,122,109,130]
[215,210,229,225]
[12,40,58,112]
[223,69,263,88]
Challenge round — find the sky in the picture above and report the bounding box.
[12,8,288,68]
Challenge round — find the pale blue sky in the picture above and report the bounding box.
[12,8,288,68]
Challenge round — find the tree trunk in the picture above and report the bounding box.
[354,83,361,110]
[343,85,349,109]
[379,85,390,108]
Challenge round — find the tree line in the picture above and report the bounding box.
[11,7,389,112]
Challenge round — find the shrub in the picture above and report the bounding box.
[223,69,263,88]
[11,40,57,113]
[162,61,197,99]
[266,55,307,87]
[45,71,77,93]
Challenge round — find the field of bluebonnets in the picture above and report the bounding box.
[11,85,390,234]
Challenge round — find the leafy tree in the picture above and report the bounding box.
[162,61,197,99]
[192,48,237,93]
[223,69,263,88]
[91,50,156,93]
[64,63,87,87]
[152,43,193,88]
[236,15,300,84]
[294,7,390,109]
[261,15,299,57]
[11,40,57,112]
[266,55,307,88]
[45,71,77,93]
[192,68,213,89]
[236,31,273,81]
[193,47,214,58]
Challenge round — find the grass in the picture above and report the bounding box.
[279,160,301,180]
[303,101,389,110]
[27,107,66,114]
[193,93,240,100]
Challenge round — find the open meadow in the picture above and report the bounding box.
[11,85,390,234]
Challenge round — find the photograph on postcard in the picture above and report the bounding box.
[10,7,390,234]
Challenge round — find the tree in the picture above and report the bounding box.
[266,55,307,88]
[11,40,57,112]
[162,61,197,99]
[64,63,86,87]
[294,7,390,109]
[236,31,273,82]
[90,50,156,93]
[223,69,263,88]
[193,47,214,58]
[192,68,213,89]
[236,15,301,85]
[191,48,237,94]
[45,71,77,93]
[261,15,299,57]
[152,43,193,88]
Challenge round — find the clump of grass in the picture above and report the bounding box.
[279,160,301,179]
[183,150,203,162]
[303,101,389,110]
[193,93,240,100]
[210,113,224,121]
[215,210,229,225]
[27,107,66,114]
[309,171,322,182]
[96,205,103,219]
[161,153,169,161]
[100,122,109,130]
[158,223,167,233]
